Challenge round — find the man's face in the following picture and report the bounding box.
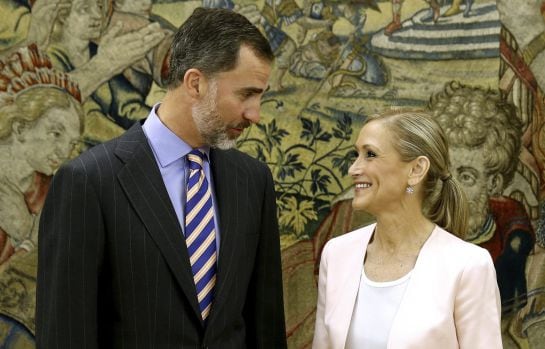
[65,0,102,41]
[19,105,81,176]
[450,146,492,237]
[191,45,271,149]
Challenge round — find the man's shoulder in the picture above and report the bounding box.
[60,132,130,177]
[214,148,269,173]
[70,122,148,169]
[77,139,120,166]
[489,196,530,219]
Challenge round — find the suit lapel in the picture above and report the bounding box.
[205,149,247,324]
[387,226,440,349]
[333,225,374,349]
[114,123,202,323]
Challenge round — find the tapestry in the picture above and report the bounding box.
[0,0,544,348]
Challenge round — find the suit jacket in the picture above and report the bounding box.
[36,122,287,349]
[312,223,502,349]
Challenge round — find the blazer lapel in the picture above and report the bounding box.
[332,225,374,349]
[114,123,202,323]
[205,149,248,324]
[387,226,440,349]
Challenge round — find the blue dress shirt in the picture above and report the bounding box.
[142,104,221,254]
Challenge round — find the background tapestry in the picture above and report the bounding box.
[0,0,544,348]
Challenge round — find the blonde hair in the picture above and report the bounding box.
[365,109,469,238]
[0,86,83,140]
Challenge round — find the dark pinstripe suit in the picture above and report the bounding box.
[36,122,287,348]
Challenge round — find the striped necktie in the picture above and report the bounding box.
[185,149,217,321]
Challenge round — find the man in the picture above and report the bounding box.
[45,0,166,145]
[258,0,330,90]
[36,7,287,348]
[429,81,535,315]
[384,0,441,36]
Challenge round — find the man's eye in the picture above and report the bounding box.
[459,173,476,186]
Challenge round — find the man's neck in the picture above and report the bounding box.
[157,91,202,148]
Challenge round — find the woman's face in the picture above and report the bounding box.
[18,105,81,176]
[348,121,413,214]
[64,0,102,41]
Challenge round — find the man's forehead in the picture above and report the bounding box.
[450,148,487,168]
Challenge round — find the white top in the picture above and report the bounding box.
[312,223,502,349]
[345,267,412,349]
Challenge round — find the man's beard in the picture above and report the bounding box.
[467,189,490,238]
[191,81,237,150]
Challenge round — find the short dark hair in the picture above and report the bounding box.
[166,7,273,88]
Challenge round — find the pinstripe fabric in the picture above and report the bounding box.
[185,150,217,321]
[36,122,287,349]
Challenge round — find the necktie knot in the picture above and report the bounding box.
[187,149,205,170]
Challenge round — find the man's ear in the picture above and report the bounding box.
[487,173,504,196]
[182,68,207,99]
[12,120,28,142]
[408,156,430,186]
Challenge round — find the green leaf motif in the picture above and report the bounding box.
[256,119,289,153]
[310,169,331,194]
[331,150,357,176]
[277,153,305,180]
[301,117,331,146]
[255,146,266,163]
[332,114,353,140]
[278,196,318,236]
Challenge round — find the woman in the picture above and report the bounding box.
[0,44,83,344]
[313,110,502,348]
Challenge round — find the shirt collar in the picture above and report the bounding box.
[143,103,211,167]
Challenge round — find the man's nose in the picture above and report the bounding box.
[243,105,261,124]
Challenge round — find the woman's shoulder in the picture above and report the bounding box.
[430,226,493,266]
[323,223,375,253]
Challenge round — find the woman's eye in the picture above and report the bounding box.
[366,151,376,158]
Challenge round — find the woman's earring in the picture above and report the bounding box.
[406,185,414,194]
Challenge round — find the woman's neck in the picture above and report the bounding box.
[372,211,435,254]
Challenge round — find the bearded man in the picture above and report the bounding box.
[36,8,287,348]
[430,81,535,315]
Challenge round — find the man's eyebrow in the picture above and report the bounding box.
[238,87,265,95]
[52,123,67,131]
[456,166,479,177]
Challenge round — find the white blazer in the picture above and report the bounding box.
[312,223,502,349]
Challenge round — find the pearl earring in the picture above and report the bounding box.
[406,185,414,194]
